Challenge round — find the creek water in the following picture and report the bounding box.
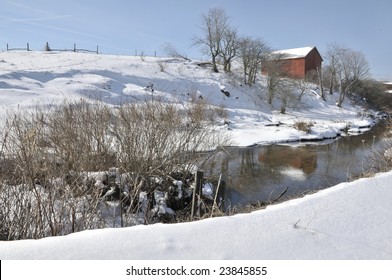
[204,121,390,207]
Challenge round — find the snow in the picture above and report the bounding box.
[273,46,315,59]
[1,171,391,259]
[0,51,373,147]
[1,51,390,260]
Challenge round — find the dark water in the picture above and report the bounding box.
[204,122,390,207]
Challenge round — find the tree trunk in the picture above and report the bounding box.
[329,74,334,95]
[223,57,229,72]
[317,67,326,101]
[280,97,287,114]
[212,55,219,73]
[337,80,344,107]
[338,79,357,107]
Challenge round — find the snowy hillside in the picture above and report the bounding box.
[0,51,373,146]
[2,51,391,261]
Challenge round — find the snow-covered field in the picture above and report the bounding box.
[1,51,391,260]
[0,51,373,146]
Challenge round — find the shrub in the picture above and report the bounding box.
[352,79,389,111]
[157,59,168,72]
[293,121,313,133]
[0,97,231,239]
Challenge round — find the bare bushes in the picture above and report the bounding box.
[367,127,392,174]
[367,147,392,174]
[0,183,105,240]
[46,100,116,172]
[0,106,108,240]
[293,121,313,133]
[0,97,229,239]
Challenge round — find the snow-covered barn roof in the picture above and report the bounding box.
[273,46,316,59]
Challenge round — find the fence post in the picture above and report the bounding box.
[96,45,99,54]
[211,174,226,217]
[191,170,203,220]
[74,43,76,52]
[6,44,8,51]
[27,43,30,51]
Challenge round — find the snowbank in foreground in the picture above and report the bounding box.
[1,171,391,260]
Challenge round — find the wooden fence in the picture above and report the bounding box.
[5,43,165,58]
[6,43,99,54]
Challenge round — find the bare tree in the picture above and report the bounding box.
[194,7,230,72]
[322,65,338,94]
[264,52,287,105]
[316,66,326,101]
[220,27,239,72]
[334,46,370,107]
[324,43,340,95]
[238,37,270,85]
[293,78,311,101]
[162,43,190,61]
[278,84,292,114]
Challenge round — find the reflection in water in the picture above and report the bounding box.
[203,122,389,207]
[258,146,317,174]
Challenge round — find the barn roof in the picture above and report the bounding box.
[273,46,318,60]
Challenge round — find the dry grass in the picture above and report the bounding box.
[293,121,313,133]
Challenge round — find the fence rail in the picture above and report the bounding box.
[6,43,99,54]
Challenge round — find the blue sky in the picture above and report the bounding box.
[1,0,391,80]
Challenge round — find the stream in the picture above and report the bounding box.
[204,121,391,207]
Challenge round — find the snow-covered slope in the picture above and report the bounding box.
[1,171,391,260]
[1,51,389,260]
[0,51,373,147]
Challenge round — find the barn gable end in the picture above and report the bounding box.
[264,46,323,79]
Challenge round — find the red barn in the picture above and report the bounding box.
[264,46,323,79]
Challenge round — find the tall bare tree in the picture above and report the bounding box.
[316,66,326,101]
[238,37,270,85]
[324,43,340,95]
[194,7,230,72]
[220,27,239,72]
[334,46,370,107]
[264,52,287,105]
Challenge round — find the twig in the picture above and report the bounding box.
[210,174,222,218]
[271,187,288,203]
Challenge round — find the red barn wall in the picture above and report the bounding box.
[280,58,306,79]
[263,47,323,79]
[304,48,322,75]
